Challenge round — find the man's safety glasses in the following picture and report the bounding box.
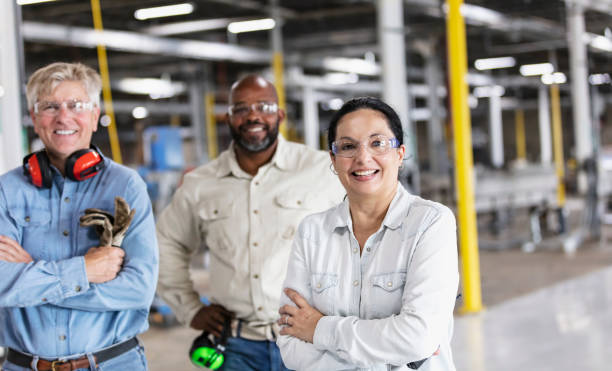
[34,100,94,117]
[331,135,400,158]
[228,102,278,117]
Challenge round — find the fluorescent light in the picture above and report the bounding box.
[132,106,149,119]
[460,4,504,25]
[116,78,186,99]
[0,85,4,98]
[541,72,566,85]
[474,56,516,71]
[228,18,275,34]
[144,18,237,36]
[324,72,359,85]
[134,3,194,21]
[328,98,344,110]
[322,57,380,76]
[17,0,56,4]
[519,63,554,76]
[589,73,611,85]
[473,85,505,98]
[589,35,612,52]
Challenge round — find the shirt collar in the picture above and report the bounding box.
[215,135,290,178]
[329,184,411,232]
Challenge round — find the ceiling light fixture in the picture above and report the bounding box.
[16,0,56,4]
[474,56,516,71]
[541,72,566,85]
[322,57,380,76]
[473,85,505,98]
[117,78,186,99]
[227,18,276,34]
[519,63,554,76]
[134,3,194,21]
[132,106,149,119]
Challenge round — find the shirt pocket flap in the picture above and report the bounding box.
[311,273,339,293]
[8,208,51,227]
[371,272,407,292]
[198,197,234,220]
[275,192,311,209]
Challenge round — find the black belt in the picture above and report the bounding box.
[7,337,139,371]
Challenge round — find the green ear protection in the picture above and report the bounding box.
[189,317,231,369]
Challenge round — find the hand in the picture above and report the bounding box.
[190,304,234,338]
[0,235,33,263]
[84,246,125,283]
[278,288,323,343]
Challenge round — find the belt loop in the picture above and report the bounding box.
[30,355,40,371]
[236,319,243,338]
[86,353,98,370]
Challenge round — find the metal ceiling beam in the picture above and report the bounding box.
[22,21,271,64]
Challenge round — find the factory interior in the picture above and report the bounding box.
[1,0,612,370]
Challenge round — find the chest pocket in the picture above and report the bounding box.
[369,272,407,317]
[197,197,234,252]
[310,273,338,315]
[275,193,313,240]
[8,207,51,260]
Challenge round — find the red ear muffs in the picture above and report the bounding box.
[65,147,105,181]
[23,146,105,188]
[23,151,53,188]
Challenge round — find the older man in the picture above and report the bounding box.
[156,75,344,370]
[0,62,158,371]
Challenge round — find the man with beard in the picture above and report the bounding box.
[156,75,344,370]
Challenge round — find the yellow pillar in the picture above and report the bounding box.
[273,52,288,139]
[90,0,122,164]
[446,0,483,313]
[205,92,218,159]
[515,109,526,160]
[550,84,565,206]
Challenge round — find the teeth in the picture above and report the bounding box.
[55,130,76,135]
[247,127,264,132]
[354,170,376,176]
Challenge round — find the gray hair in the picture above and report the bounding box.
[26,62,102,110]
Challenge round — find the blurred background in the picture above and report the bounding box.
[1,0,612,370]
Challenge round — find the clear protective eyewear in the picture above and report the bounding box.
[228,102,278,117]
[332,135,400,158]
[34,100,94,117]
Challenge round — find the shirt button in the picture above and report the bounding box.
[213,210,218,215]
[75,285,81,292]
[253,242,258,247]
[352,248,358,254]
[63,230,69,237]
[253,274,259,279]
[253,209,259,214]
[353,280,359,287]
[42,298,47,302]
[297,200,302,205]
[64,197,70,203]
[366,247,371,252]
[257,306,263,311]
[254,181,260,186]
[387,282,393,287]
[25,216,30,222]
[316,283,322,288]
[59,335,66,341]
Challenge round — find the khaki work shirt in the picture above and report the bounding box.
[156,136,345,339]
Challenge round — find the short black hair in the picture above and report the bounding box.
[327,97,404,151]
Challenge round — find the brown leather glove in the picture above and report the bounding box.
[79,196,135,247]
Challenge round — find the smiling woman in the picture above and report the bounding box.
[277,97,460,371]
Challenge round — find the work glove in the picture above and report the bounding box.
[79,196,136,247]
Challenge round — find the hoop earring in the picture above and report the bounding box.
[330,163,338,175]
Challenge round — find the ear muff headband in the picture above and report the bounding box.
[23,146,105,188]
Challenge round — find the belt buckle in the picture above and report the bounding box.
[50,360,65,371]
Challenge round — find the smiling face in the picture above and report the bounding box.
[331,108,405,200]
[227,76,285,153]
[31,80,100,170]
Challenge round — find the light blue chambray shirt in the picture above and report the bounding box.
[0,155,158,358]
[278,185,459,371]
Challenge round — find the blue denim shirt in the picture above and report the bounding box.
[0,155,158,358]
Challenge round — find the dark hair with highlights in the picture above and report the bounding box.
[327,97,404,151]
